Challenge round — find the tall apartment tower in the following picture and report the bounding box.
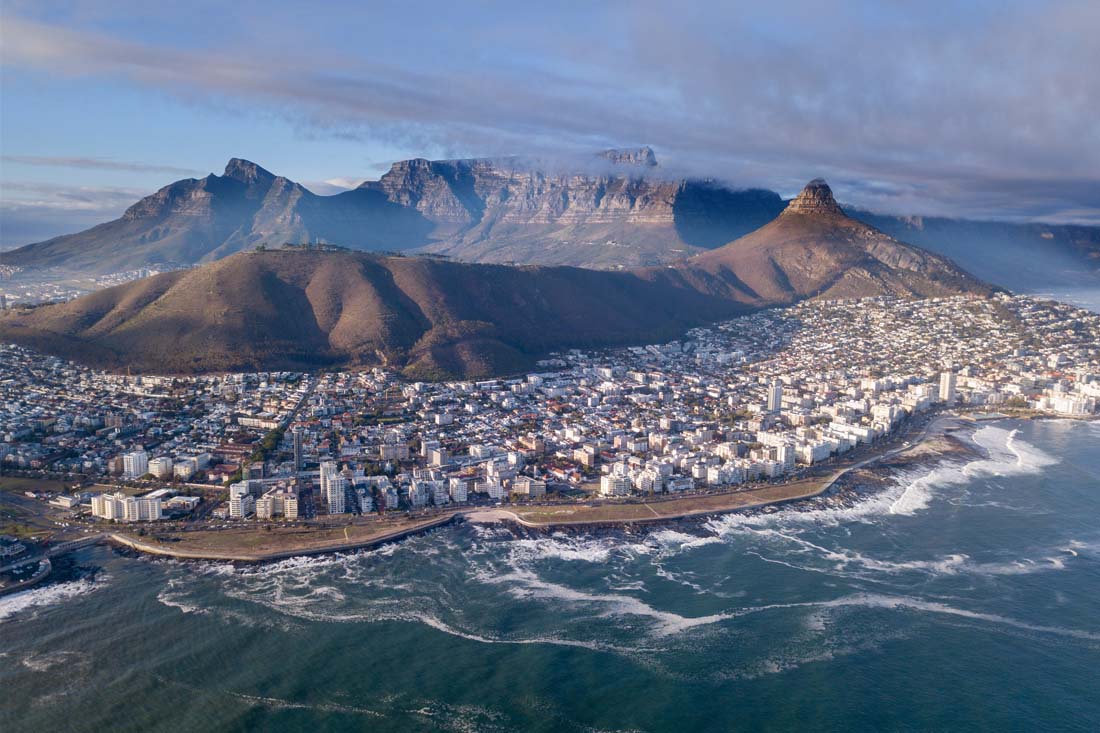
[292,428,303,471]
[320,459,345,513]
[767,380,783,412]
[123,450,149,479]
[939,371,957,404]
[326,476,347,514]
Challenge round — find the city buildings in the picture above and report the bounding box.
[123,450,148,479]
[2,294,1097,524]
[91,492,163,521]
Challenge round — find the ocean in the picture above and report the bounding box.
[2,418,1099,732]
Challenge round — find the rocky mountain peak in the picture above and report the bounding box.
[599,146,658,167]
[784,178,844,216]
[223,158,275,184]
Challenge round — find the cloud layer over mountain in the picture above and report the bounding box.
[2,1,1098,245]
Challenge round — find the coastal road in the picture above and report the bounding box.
[0,533,106,574]
[814,413,957,495]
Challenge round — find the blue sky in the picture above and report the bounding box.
[2,0,1098,247]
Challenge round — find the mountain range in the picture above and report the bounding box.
[7,148,1095,289]
[0,180,993,378]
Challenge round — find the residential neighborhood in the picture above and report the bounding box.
[2,293,1098,526]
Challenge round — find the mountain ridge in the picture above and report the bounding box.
[0,248,750,378]
[3,151,1097,289]
[0,180,995,379]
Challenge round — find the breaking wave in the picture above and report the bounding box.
[0,576,106,621]
[888,425,1058,516]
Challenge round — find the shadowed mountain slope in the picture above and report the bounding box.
[2,151,785,273]
[641,180,993,305]
[0,249,749,378]
[5,152,1096,289]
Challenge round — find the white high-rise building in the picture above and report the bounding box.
[283,494,299,520]
[123,450,149,479]
[448,477,469,503]
[229,493,255,519]
[326,476,348,514]
[148,456,173,479]
[600,474,631,497]
[91,492,162,521]
[767,380,784,412]
[939,371,957,403]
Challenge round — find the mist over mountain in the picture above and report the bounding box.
[852,212,1100,292]
[3,149,1096,292]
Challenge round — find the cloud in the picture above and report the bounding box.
[300,177,366,195]
[0,182,146,247]
[2,155,201,176]
[1,4,1099,223]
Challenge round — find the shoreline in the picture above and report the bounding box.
[0,558,52,598]
[472,413,970,531]
[100,413,958,562]
[29,412,1087,565]
[106,513,460,563]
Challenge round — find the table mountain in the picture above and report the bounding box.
[0,181,994,379]
[2,151,784,274]
[5,151,1096,290]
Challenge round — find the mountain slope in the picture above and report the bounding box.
[0,180,994,380]
[850,211,1100,291]
[0,249,748,378]
[641,180,993,305]
[2,159,435,274]
[378,152,785,266]
[6,150,1096,288]
[2,150,785,274]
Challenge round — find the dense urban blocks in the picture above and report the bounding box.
[2,294,1097,546]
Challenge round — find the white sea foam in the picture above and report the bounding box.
[226,690,385,718]
[734,592,1100,641]
[20,650,86,673]
[888,426,1058,516]
[478,567,731,636]
[507,535,615,564]
[643,529,722,556]
[409,610,622,652]
[0,576,105,621]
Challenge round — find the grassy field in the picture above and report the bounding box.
[511,477,827,525]
[0,476,73,494]
[116,512,459,559]
[0,486,61,540]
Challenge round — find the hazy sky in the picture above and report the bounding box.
[2,0,1098,246]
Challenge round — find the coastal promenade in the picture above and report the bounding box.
[94,415,958,562]
[470,414,958,530]
[2,413,974,566]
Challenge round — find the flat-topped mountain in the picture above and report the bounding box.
[4,151,1096,290]
[353,149,785,266]
[2,151,785,273]
[0,182,993,379]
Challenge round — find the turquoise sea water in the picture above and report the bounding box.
[2,418,1099,732]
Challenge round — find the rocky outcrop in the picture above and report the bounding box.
[598,146,658,166]
[3,152,785,273]
[642,179,994,305]
[783,178,844,216]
